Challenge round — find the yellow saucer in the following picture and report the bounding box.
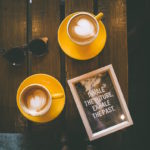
[16,74,65,123]
[58,13,107,60]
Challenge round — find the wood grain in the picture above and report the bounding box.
[30,0,63,133]
[0,0,28,132]
[0,2,128,146]
[31,0,61,79]
[65,0,101,136]
[94,0,128,149]
[97,0,128,102]
[65,0,128,145]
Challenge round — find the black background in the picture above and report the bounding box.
[122,0,150,150]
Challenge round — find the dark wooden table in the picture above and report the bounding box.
[0,0,128,149]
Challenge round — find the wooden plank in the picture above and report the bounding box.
[30,0,62,132]
[65,0,128,145]
[0,0,28,132]
[97,0,128,101]
[65,0,100,136]
[31,0,61,79]
[95,0,128,149]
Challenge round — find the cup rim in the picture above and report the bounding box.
[19,83,52,117]
[67,12,99,45]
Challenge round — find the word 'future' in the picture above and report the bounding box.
[84,83,115,119]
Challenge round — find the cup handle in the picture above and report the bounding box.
[52,93,64,99]
[95,12,103,21]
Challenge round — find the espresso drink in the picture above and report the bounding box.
[20,85,51,116]
[68,14,98,44]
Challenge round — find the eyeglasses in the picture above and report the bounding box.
[0,37,48,66]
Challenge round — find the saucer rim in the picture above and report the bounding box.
[16,73,65,123]
[58,12,107,60]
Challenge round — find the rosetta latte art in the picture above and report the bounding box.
[20,85,50,116]
[26,89,47,112]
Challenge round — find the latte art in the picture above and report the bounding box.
[20,85,51,116]
[74,19,95,37]
[68,13,98,44]
[26,89,48,112]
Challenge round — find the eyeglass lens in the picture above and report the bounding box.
[28,39,48,56]
[4,48,25,66]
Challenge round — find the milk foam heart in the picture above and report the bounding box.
[68,13,98,44]
[74,19,95,37]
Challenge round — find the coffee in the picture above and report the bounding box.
[68,13,98,45]
[20,84,51,116]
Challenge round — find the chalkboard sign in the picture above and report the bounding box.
[68,65,133,141]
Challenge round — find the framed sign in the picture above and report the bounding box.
[68,64,133,141]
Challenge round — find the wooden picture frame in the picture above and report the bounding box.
[68,64,133,141]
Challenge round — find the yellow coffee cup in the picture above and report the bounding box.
[19,83,64,117]
[67,12,103,45]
